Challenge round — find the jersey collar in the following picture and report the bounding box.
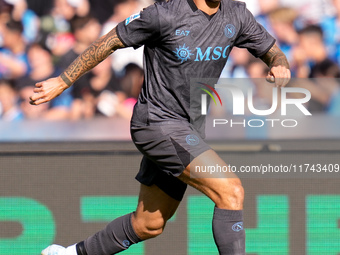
[186,0,221,18]
[187,0,198,12]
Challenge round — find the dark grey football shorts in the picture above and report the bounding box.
[130,121,211,201]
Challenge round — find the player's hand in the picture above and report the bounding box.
[29,76,70,105]
[266,65,291,88]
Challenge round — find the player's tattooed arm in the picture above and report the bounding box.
[60,27,125,86]
[260,44,290,70]
[29,27,125,105]
[260,44,291,87]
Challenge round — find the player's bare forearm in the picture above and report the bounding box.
[60,27,125,86]
[260,44,291,87]
[29,27,125,105]
[260,44,289,70]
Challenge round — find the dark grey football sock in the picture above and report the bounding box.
[212,207,245,255]
[84,212,141,255]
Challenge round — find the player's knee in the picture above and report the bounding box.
[135,216,165,239]
[232,182,244,204]
[216,181,244,210]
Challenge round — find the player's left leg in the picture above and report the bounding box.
[42,183,180,255]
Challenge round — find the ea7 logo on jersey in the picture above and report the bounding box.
[175,30,190,36]
[125,13,141,25]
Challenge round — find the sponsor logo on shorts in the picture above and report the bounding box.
[225,24,236,38]
[122,240,130,247]
[232,222,244,232]
[186,134,199,146]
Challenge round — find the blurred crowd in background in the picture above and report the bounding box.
[0,0,340,122]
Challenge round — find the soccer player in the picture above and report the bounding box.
[30,0,290,254]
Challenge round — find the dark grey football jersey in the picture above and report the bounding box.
[117,0,275,135]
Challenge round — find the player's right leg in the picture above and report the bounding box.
[42,183,180,255]
[178,149,245,255]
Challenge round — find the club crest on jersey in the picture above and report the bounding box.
[125,13,141,25]
[224,24,236,38]
[173,44,194,63]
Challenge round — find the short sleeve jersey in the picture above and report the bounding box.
[117,0,275,135]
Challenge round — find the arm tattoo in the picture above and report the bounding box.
[60,27,125,87]
[260,44,290,70]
